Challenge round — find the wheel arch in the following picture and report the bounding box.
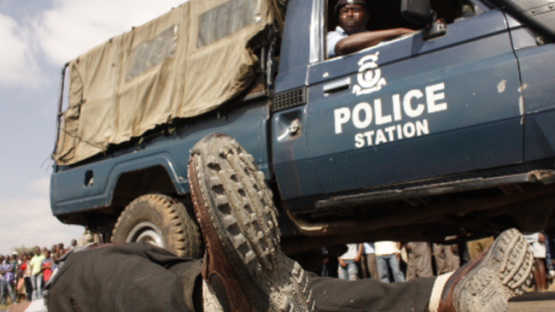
[55,153,189,231]
[107,153,188,208]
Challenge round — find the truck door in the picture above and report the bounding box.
[305,4,524,195]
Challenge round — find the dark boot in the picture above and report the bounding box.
[188,133,317,312]
[433,229,534,312]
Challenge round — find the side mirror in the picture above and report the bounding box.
[401,0,432,26]
[401,0,446,40]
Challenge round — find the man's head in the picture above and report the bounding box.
[34,247,41,256]
[71,239,77,247]
[44,250,51,259]
[335,0,369,35]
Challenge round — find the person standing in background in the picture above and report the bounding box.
[20,253,33,302]
[29,248,45,300]
[68,239,78,252]
[10,254,18,303]
[51,245,59,262]
[361,243,379,280]
[338,243,363,280]
[41,251,54,285]
[375,241,405,283]
[58,243,65,254]
[0,255,17,305]
[15,254,25,303]
[406,242,433,280]
[433,243,461,275]
[524,232,548,291]
[544,232,555,279]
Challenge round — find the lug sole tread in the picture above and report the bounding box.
[456,229,534,312]
[190,134,316,312]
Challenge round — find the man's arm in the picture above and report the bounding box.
[335,28,414,56]
[338,257,347,268]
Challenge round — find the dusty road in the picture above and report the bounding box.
[508,292,555,312]
[1,293,553,311]
[0,293,555,312]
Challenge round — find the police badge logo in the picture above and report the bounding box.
[352,52,387,96]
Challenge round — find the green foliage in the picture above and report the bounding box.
[11,245,38,256]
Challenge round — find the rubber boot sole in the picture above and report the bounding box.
[454,229,534,312]
[189,133,317,312]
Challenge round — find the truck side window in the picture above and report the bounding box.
[198,0,261,48]
[127,25,178,81]
[326,0,484,59]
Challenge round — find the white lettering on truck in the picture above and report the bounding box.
[334,83,447,148]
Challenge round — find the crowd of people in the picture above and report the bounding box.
[0,240,78,306]
[328,231,554,291]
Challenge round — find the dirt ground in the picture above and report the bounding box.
[1,289,553,311]
[1,294,554,312]
[508,292,555,312]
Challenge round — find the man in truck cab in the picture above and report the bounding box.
[328,0,415,57]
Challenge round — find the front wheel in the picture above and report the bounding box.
[112,194,203,258]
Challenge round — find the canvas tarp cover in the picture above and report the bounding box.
[54,0,286,165]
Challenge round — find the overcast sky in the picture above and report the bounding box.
[0,0,186,254]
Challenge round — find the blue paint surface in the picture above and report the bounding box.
[51,2,555,220]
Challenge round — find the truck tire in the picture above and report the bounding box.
[112,194,203,258]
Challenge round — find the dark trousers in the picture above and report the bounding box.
[23,277,32,302]
[47,243,435,312]
[360,253,379,280]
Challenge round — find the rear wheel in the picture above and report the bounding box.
[112,194,203,258]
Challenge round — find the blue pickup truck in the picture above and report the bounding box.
[50,0,555,258]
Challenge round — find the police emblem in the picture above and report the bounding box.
[352,52,387,96]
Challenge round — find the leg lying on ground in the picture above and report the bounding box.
[42,133,536,312]
[187,134,535,312]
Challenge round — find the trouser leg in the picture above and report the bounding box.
[415,243,433,278]
[360,254,370,279]
[47,243,201,312]
[388,254,406,282]
[347,261,358,281]
[321,262,329,277]
[433,244,448,275]
[444,244,460,272]
[310,275,435,312]
[408,252,417,280]
[7,282,16,304]
[338,263,349,280]
[376,255,390,283]
[24,277,32,301]
[35,276,43,299]
[30,276,37,301]
[44,242,441,312]
[0,280,6,305]
[367,253,379,280]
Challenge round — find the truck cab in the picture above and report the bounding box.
[51,0,555,258]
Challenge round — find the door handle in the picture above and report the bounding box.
[323,77,351,94]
